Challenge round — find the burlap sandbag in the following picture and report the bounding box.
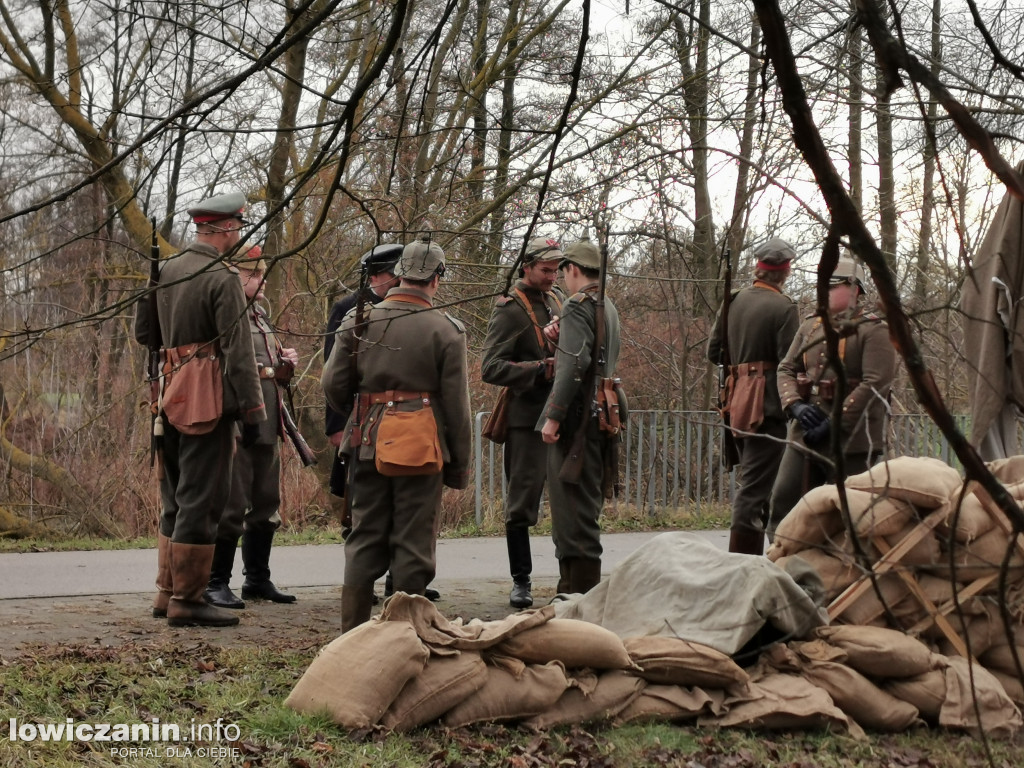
[284,621,429,729]
[986,456,1024,485]
[380,651,488,731]
[800,660,922,732]
[494,618,635,670]
[882,521,941,566]
[940,656,1023,738]
[845,456,961,509]
[614,684,725,725]
[925,602,1002,658]
[833,571,918,627]
[699,673,865,738]
[980,643,1024,676]
[772,485,863,557]
[623,635,749,690]
[815,625,937,679]
[523,669,647,730]
[853,496,917,539]
[990,669,1024,706]
[441,661,570,728]
[942,491,998,543]
[884,668,947,721]
[777,550,862,602]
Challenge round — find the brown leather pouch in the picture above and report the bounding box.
[161,344,223,435]
[482,387,510,444]
[375,403,443,476]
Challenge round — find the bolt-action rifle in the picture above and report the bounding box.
[559,226,617,492]
[282,384,317,467]
[716,248,740,470]
[145,217,165,478]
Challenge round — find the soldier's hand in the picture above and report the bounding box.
[540,418,560,444]
[328,431,344,448]
[788,402,827,433]
[543,317,560,343]
[803,418,830,448]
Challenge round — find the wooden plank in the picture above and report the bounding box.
[968,481,1024,560]
[828,508,947,621]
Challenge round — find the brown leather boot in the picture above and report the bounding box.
[167,543,240,627]
[341,583,375,634]
[556,558,573,594]
[152,533,173,619]
[728,528,765,556]
[569,558,602,595]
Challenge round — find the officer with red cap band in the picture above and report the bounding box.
[134,190,265,628]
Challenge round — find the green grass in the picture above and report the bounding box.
[1,639,1017,767]
[0,504,729,553]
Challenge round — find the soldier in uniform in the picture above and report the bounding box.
[481,236,564,609]
[205,246,298,609]
[767,254,897,538]
[707,238,799,555]
[134,191,265,627]
[322,236,471,633]
[539,236,620,595]
[322,244,440,602]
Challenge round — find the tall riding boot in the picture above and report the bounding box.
[167,543,240,627]
[341,583,375,634]
[506,525,533,609]
[205,538,245,609]
[728,528,765,556]
[556,558,573,594]
[153,533,173,618]
[569,558,602,595]
[240,528,296,603]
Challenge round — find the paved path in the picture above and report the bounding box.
[0,530,728,600]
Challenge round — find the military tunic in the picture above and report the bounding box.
[481,281,561,527]
[321,285,471,595]
[768,306,897,535]
[707,281,798,539]
[219,304,286,540]
[134,242,266,544]
[539,286,620,562]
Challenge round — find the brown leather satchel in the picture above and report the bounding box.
[481,387,511,444]
[725,361,774,434]
[374,402,444,476]
[160,343,223,435]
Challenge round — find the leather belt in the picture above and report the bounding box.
[358,390,432,409]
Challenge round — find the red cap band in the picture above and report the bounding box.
[756,260,791,271]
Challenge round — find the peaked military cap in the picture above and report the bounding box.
[395,236,445,280]
[524,237,563,264]
[360,243,403,276]
[561,236,601,270]
[753,237,796,269]
[187,190,247,224]
[231,244,266,272]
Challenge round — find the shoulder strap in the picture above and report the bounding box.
[512,287,548,350]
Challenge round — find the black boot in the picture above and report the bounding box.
[506,525,533,609]
[728,528,765,556]
[204,538,245,609]
[240,528,296,603]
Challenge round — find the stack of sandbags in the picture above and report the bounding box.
[767,455,1024,711]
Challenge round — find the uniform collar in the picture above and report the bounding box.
[384,285,434,305]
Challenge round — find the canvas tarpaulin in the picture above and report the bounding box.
[552,532,829,654]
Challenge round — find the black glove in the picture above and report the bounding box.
[788,401,827,433]
[241,422,260,448]
[803,417,831,448]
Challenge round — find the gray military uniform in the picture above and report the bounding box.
[219,303,285,540]
[768,306,896,535]
[322,285,471,600]
[135,243,265,544]
[540,286,620,565]
[481,282,561,527]
[707,281,798,544]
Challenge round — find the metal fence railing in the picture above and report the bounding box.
[472,411,975,523]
